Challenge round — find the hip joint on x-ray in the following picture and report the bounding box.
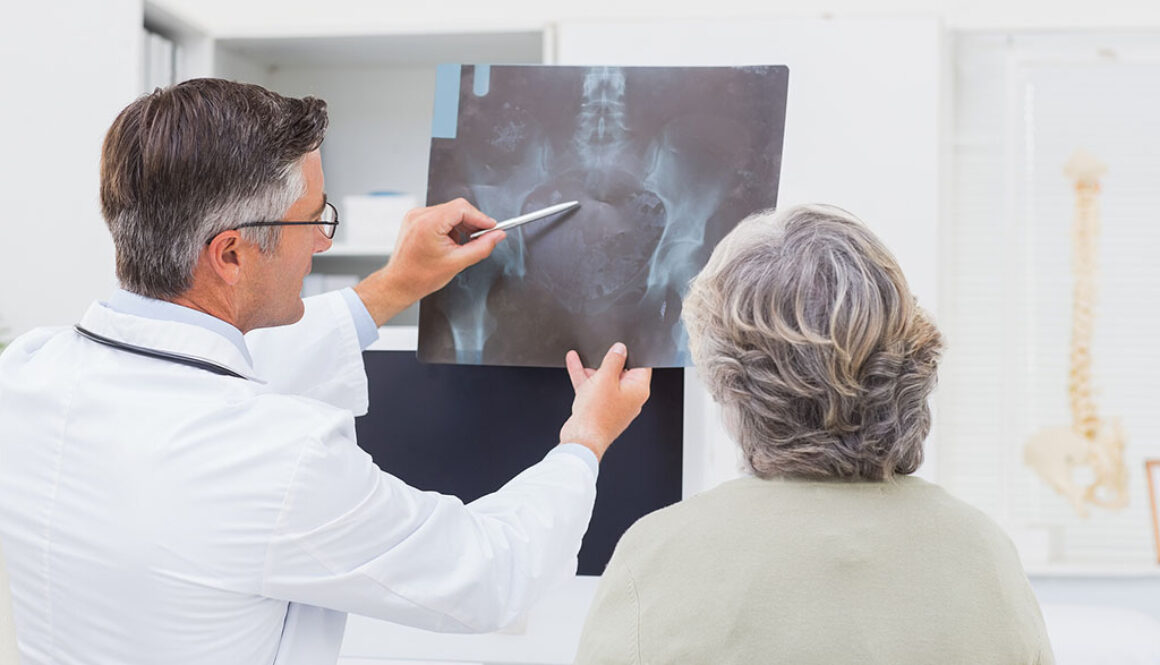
[419,64,789,368]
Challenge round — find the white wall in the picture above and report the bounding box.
[264,67,443,208]
[148,0,1160,35]
[0,0,142,337]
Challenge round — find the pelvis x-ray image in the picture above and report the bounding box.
[419,65,788,367]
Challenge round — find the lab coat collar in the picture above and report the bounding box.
[108,289,252,365]
[78,300,265,383]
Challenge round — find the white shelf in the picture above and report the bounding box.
[1025,563,1160,578]
[367,325,418,351]
[319,244,392,258]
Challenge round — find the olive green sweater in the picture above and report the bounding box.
[575,475,1053,665]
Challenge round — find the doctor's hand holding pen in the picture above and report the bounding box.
[561,343,653,461]
[353,198,506,326]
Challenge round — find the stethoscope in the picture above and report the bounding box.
[74,324,248,379]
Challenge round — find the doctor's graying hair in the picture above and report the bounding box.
[100,78,329,299]
[682,205,943,481]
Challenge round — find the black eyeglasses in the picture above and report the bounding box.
[209,201,340,244]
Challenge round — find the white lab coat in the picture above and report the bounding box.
[0,291,597,665]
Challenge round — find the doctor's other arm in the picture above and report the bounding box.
[258,343,651,633]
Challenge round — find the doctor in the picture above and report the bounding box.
[0,78,652,665]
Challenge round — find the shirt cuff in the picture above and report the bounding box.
[340,287,380,350]
[548,443,600,479]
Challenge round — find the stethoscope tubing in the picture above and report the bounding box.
[73,324,247,379]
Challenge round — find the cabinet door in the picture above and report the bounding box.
[557,18,945,489]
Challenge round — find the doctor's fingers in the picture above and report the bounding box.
[565,350,586,390]
[450,229,505,269]
[565,350,599,391]
[589,343,629,386]
[431,198,496,235]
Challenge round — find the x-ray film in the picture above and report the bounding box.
[419,64,788,367]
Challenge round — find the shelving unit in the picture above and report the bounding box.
[319,244,393,258]
[213,31,548,212]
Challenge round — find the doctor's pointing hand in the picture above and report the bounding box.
[0,78,651,665]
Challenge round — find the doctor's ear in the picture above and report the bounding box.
[204,231,245,286]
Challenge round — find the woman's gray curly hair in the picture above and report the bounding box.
[682,204,943,481]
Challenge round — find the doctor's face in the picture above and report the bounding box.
[249,150,332,327]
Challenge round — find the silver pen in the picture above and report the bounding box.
[468,200,581,239]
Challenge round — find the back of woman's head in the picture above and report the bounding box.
[682,204,943,481]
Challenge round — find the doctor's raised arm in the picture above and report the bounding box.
[245,196,506,410]
[0,78,651,665]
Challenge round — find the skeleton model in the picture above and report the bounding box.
[1023,149,1129,518]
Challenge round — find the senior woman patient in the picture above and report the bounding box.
[574,205,1053,664]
